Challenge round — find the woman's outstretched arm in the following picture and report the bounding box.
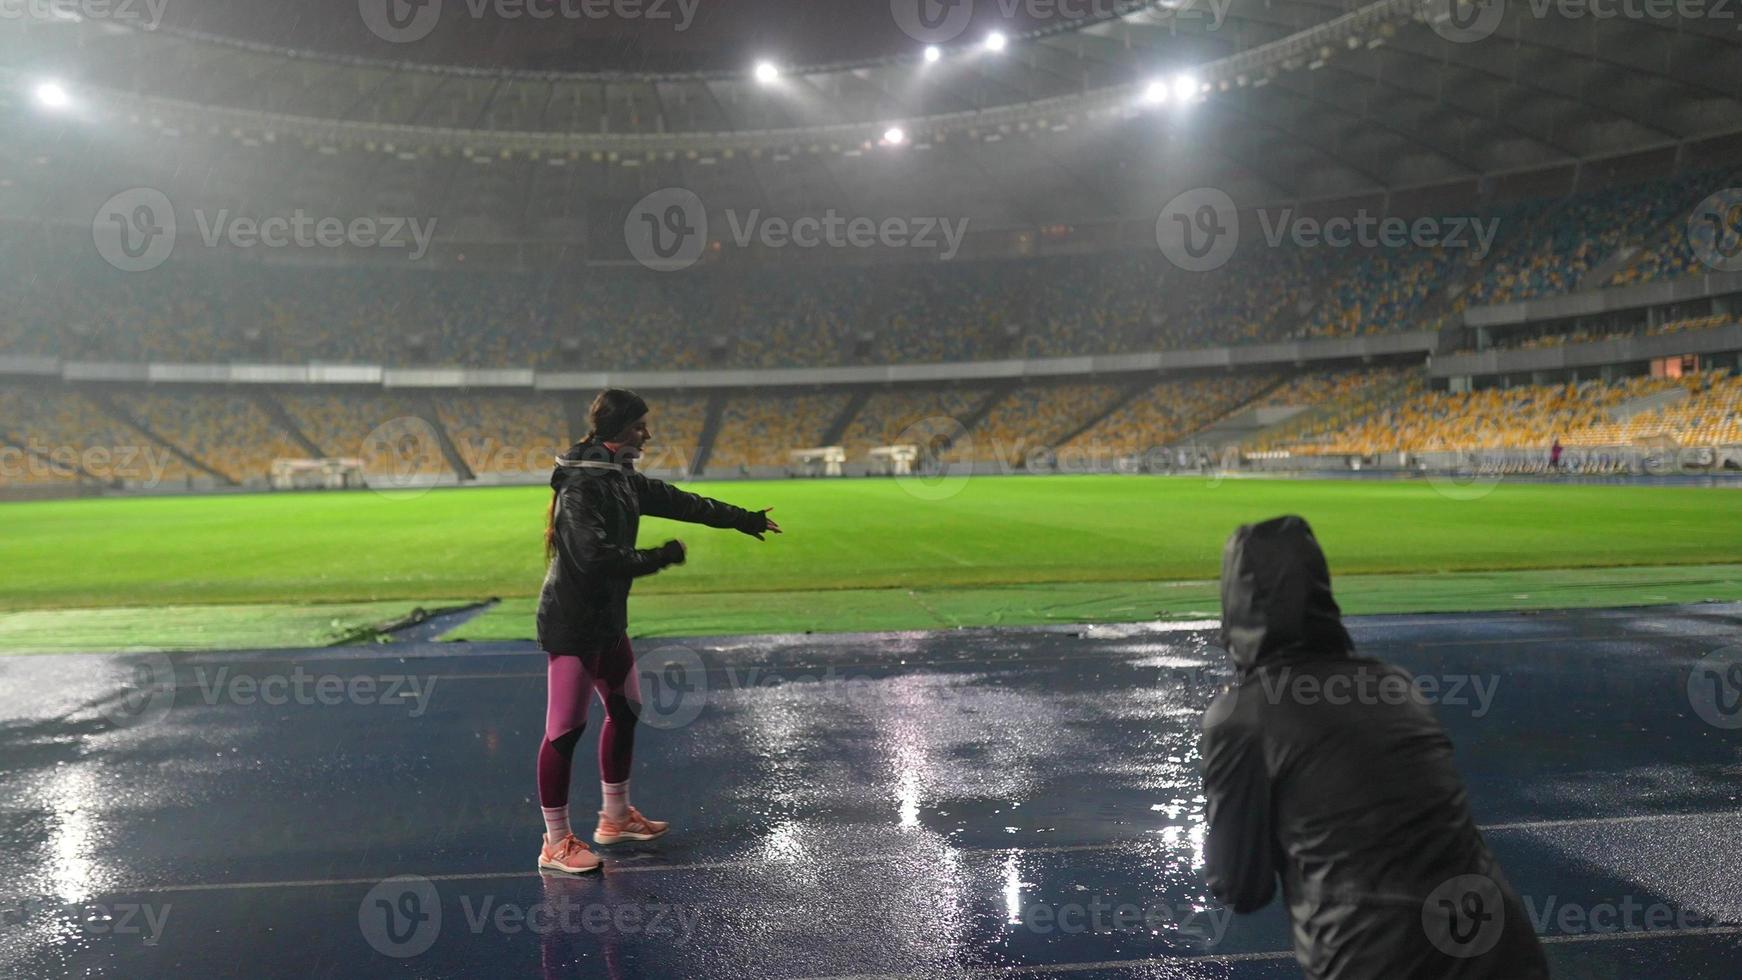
[630,472,782,539]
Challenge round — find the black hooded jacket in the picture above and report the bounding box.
[535,442,767,655]
[1199,516,1548,980]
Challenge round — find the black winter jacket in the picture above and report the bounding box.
[1199,516,1548,980]
[535,442,767,656]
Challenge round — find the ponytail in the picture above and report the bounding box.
[544,491,559,562]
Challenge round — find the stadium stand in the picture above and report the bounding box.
[1250,369,1405,410]
[1274,375,1692,455]
[13,368,1738,491]
[1567,370,1742,447]
[840,387,987,458]
[1246,369,1419,448]
[1609,187,1742,287]
[434,394,570,476]
[0,384,197,487]
[125,390,305,483]
[3,170,1737,374]
[968,383,1130,466]
[706,392,854,472]
[278,392,458,481]
[1063,375,1275,457]
[1012,246,1331,357]
[1465,170,1728,305]
[1297,216,1496,340]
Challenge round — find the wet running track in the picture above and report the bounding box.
[2,604,1740,978]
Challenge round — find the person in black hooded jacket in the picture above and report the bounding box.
[1199,515,1548,980]
[532,388,781,875]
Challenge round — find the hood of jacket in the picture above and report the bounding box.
[550,440,634,491]
[1219,515,1354,673]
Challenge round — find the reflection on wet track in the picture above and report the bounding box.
[1,604,1739,977]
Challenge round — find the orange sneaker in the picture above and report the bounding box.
[593,806,669,845]
[538,833,602,874]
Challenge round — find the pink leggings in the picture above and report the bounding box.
[537,634,641,808]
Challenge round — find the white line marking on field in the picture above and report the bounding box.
[1480,810,1726,833]
[122,810,1728,895]
[789,949,1301,980]
[790,923,1742,979]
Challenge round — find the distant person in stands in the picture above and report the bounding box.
[1549,437,1564,471]
[1200,516,1547,979]
[533,388,782,874]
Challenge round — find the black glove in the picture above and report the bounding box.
[657,540,687,566]
[737,509,771,539]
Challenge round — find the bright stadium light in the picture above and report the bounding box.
[753,61,780,85]
[984,31,1007,53]
[33,80,71,111]
[884,126,907,145]
[1142,79,1169,105]
[1172,73,1199,103]
[923,45,942,63]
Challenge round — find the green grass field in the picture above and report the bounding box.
[4,474,1741,651]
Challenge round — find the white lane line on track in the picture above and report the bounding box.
[1410,635,1669,648]
[123,811,1727,895]
[141,841,1151,894]
[791,925,1742,980]
[1540,924,1742,944]
[1480,811,1727,833]
[149,625,1736,676]
[254,655,1215,682]
[790,950,1300,980]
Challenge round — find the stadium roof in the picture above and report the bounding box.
[37,0,1156,76]
[3,1,1742,235]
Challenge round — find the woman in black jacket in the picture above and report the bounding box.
[534,388,780,875]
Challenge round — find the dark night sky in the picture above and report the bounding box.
[153,0,1077,73]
